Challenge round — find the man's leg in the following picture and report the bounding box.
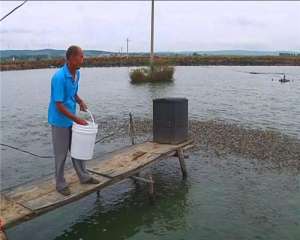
[71,158,92,183]
[69,128,92,183]
[51,126,70,191]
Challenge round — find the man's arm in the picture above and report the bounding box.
[56,102,87,125]
[75,94,88,112]
[52,74,87,125]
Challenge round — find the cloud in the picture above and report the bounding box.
[227,17,267,28]
[0,1,299,51]
[0,28,32,34]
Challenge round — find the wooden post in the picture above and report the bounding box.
[126,38,129,59]
[129,112,135,145]
[131,173,155,202]
[131,175,153,184]
[129,112,141,181]
[177,148,187,179]
[150,0,155,68]
[148,174,154,195]
[148,174,155,202]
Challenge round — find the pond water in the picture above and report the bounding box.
[1,66,300,239]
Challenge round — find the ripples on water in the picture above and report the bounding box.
[1,66,300,240]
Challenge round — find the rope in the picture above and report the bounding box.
[0,123,129,159]
[0,143,53,159]
[95,133,114,144]
[0,1,28,22]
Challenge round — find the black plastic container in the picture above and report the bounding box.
[153,98,188,144]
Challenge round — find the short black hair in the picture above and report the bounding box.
[66,45,81,60]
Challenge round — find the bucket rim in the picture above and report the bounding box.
[72,126,98,133]
[73,121,98,128]
[72,130,98,134]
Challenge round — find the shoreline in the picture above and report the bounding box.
[1,55,300,71]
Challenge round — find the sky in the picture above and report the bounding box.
[0,1,300,52]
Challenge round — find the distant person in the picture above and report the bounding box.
[48,45,99,196]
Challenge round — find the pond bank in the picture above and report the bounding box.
[1,55,300,71]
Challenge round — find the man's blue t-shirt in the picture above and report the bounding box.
[48,64,80,128]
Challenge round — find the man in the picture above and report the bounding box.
[48,45,99,196]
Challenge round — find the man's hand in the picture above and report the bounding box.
[79,101,88,112]
[75,117,88,125]
[56,102,88,125]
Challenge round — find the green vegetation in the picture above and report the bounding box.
[129,61,175,83]
[1,56,300,71]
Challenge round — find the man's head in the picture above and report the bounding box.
[66,45,84,69]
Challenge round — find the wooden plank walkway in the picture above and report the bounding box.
[0,140,193,232]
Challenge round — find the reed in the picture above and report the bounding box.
[130,61,175,83]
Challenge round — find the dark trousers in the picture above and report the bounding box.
[51,126,91,191]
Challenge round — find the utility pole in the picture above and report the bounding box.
[126,38,130,59]
[150,0,155,68]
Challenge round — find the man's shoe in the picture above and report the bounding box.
[57,187,71,196]
[82,177,100,184]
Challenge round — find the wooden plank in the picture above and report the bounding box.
[22,174,108,211]
[0,140,194,229]
[4,169,109,212]
[0,194,33,229]
[88,141,193,178]
[88,151,154,177]
[1,172,109,228]
[134,140,193,154]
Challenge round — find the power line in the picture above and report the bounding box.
[0,0,28,23]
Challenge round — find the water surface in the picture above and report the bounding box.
[1,66,299,239]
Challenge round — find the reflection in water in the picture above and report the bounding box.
[146,81,175,101]
[54,179,189,240]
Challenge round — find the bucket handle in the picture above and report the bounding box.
[86,109,95,125]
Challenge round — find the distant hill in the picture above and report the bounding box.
[157,50,300,56]
[1,49,299,60]
[0,49,113,60]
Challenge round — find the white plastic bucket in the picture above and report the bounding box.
[71,109,98,160]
